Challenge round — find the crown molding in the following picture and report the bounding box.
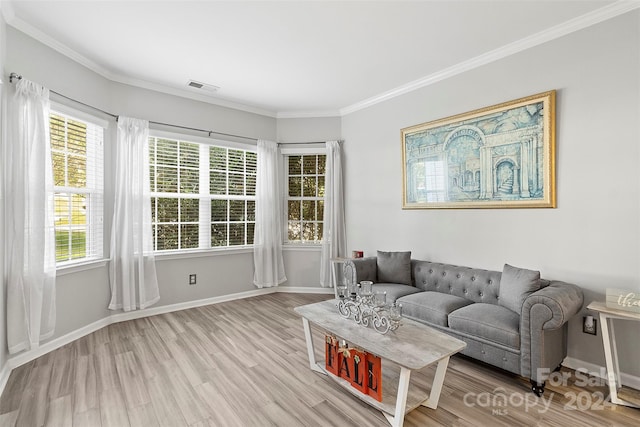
[109,73,278,118]
[340,0,640,116]
[4,0,638,119]
[3,4,278,118]
[277,110,341,119]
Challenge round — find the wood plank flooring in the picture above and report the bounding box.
[0,293,638,426]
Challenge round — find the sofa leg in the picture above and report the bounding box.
[531,380,545,397]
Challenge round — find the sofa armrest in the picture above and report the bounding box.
[520,281,583,382]
[522,281,584,330]
[344,257,377,284]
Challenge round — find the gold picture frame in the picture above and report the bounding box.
[401,90,556,209]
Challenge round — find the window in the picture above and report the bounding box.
[149,136,256,252]
[50,112,104,264]
[286,154,326,243]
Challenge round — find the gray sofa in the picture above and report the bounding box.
[344,252,584,396]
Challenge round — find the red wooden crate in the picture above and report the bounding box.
[325,335,339,375]
[366,353,382,402]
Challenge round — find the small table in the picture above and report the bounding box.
[295,300,466,427]
[587,301,640,408]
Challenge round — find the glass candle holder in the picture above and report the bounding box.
[374,291,387,308]
[389,303,403,322]
[360,281,373,297]
[336,285,347,299]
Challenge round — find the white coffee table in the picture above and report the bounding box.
[295,300,466,427]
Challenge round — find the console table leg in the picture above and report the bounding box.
[422,356,450,409]
[302,318,325,374]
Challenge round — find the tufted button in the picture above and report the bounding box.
[479,292,483,297]
[481,350,486,354]
[442,272,446,277]
[423,280,427,284]
[489,280,493,284]
[471,276,476,281]
[456,274,461,278]
[502,357,508,361]
[429,269,433,273]
[463,289,468,294]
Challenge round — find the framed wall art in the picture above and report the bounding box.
[401,90,556,209]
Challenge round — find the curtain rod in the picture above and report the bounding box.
[9,72,258,141]
[8,72,328,145]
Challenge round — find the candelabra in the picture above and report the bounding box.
[336,281,402,335]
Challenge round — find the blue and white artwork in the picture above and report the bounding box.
[402,91,555,208]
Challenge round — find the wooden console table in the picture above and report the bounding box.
[587,301,640,408]
[295,300,466,427]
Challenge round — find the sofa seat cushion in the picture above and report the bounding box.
[372,283,421,303]
[397,292,472,327]
[448,303,520,349]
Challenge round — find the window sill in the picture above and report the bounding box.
[154,246,254,261]
[283,244,322,252]
[56,259,109,276]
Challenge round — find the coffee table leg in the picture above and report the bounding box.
[302,318,325,374]
[384,367,411,427]
[421,356,450,409]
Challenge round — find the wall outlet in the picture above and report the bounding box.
[189,274,197,285]
[583,315,597,335]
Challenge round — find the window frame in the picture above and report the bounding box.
[50,103,108,269]
[281,146,327,246]
[148,129,257,255]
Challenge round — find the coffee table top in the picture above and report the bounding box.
[295,299,466,370]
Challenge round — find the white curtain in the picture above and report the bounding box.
[109,117,160,311]
[320,140,346,287]
[5,79,56,354]
[253,140,286,288]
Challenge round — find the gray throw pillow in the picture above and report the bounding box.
[499,263,541,314]
[376,251,412,285]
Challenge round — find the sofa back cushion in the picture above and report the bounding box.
[377,251,412,285]
[412,260,501,305]
[498,264,541,314]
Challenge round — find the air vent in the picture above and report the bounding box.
[186,80,220,94]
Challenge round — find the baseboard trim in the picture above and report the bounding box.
[6,287,277,372]
[563,357,640,390]
[1,286,333,396]
[277,286,334,294]
[0,363,12,396]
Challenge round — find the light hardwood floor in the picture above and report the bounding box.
[0,293,638,426]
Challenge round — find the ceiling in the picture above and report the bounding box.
[2,0,628,117]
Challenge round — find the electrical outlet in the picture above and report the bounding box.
[583,316,597,335]
[189,274,197,285]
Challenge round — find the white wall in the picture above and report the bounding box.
[277,116,343,288]
[342,11,640,377]
[0,4,9,377]
[277,116,341,143]
[4,26,285,344]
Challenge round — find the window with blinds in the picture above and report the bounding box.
[286,154,326,243]
[50,112,104,264]
[149,136,256,252]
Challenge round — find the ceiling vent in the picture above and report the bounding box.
[186,80,220,94]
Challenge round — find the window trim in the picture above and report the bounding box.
[282,147,327,246]
[50,106,106,268]
[148,131,257,254]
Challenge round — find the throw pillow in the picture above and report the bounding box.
[376,251,412,285]
[499,263,541,314]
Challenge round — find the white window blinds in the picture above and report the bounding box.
[50,112,104,264]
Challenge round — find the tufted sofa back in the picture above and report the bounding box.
[411,260,503,305]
